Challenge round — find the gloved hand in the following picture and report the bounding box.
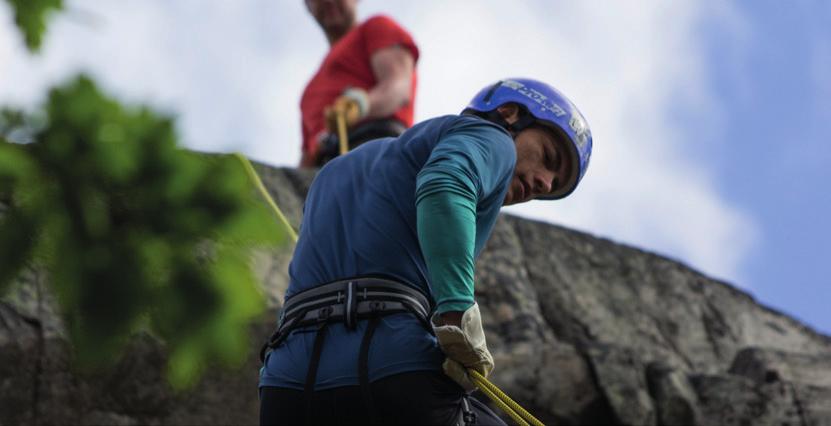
[324,87,369,133]
[432,303,494,392]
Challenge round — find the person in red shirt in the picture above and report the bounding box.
[300,0,419,167]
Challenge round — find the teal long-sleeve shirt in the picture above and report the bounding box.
[415,122,515,313]
[260,114,515,391]
[416,189,476,313]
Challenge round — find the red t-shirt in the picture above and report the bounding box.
[300,15,419,159]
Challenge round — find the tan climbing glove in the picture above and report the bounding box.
[432,303,494,392]
[324,87,369,133]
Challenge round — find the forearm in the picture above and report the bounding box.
[366,77,411,120]
[416,184,476,315]
[366,44,414,121]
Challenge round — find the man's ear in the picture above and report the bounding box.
[496,103,520,125]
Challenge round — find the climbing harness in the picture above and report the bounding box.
[259,277,433,361]
[259,277,434,424]
[236,153,545,425]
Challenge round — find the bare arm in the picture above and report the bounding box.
[366,44,415,120]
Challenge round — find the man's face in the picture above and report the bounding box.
[305,0,358,37]
[503,126,573,206]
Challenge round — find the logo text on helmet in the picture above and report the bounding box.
[504,80,568,117]
[569,115,590,149]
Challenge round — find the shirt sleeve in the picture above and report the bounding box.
[415,117,515,313]
[362,15,420,64]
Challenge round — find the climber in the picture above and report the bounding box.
[259,78,593,425]
[299,0,419,167]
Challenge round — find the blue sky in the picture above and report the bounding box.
[694,1,831,332]
[0,1,828,333]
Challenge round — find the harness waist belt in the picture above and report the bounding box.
[260,277,433,362]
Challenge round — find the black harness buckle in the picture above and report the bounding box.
[317,306,333,322]
[369,301,386,312]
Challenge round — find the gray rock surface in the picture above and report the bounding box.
[2,164,829,425]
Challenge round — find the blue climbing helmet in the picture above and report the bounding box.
[463,78,592,200]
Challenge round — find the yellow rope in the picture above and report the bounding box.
[234,152,543,426]
[233,153,298,243]
[336,110,349,156]
[472,375,530,426]
[469,369,545,426]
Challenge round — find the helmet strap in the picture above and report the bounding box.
[463,108,537,135]
[483,110,510,129]
[506,113,536,133]
[484,109,536,134]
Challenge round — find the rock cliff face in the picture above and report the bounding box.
[2,165,830,425]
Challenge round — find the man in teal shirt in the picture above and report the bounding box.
[260,78,593,425]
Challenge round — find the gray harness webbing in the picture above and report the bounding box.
[260,277,433,361]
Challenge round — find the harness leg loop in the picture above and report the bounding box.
[359,314,381,425]
[304,322,329,424]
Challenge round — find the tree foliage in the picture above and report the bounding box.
[0,75,288,387]
[5,0,63,52]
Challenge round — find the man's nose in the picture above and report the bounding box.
[533,171,555,195]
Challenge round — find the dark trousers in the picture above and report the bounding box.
[259,370,506,425]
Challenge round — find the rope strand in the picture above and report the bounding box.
[234,153,298,243]
[469,369,545,426]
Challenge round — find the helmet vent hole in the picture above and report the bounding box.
[482,81,504,104]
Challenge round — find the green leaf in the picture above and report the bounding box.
[6,0,63,53]
[1,73,293,388]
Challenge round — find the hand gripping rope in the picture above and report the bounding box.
[235,153,545,426]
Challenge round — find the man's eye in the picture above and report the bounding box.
[547,149,559,170]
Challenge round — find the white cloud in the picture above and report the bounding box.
[0,0,758,285]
